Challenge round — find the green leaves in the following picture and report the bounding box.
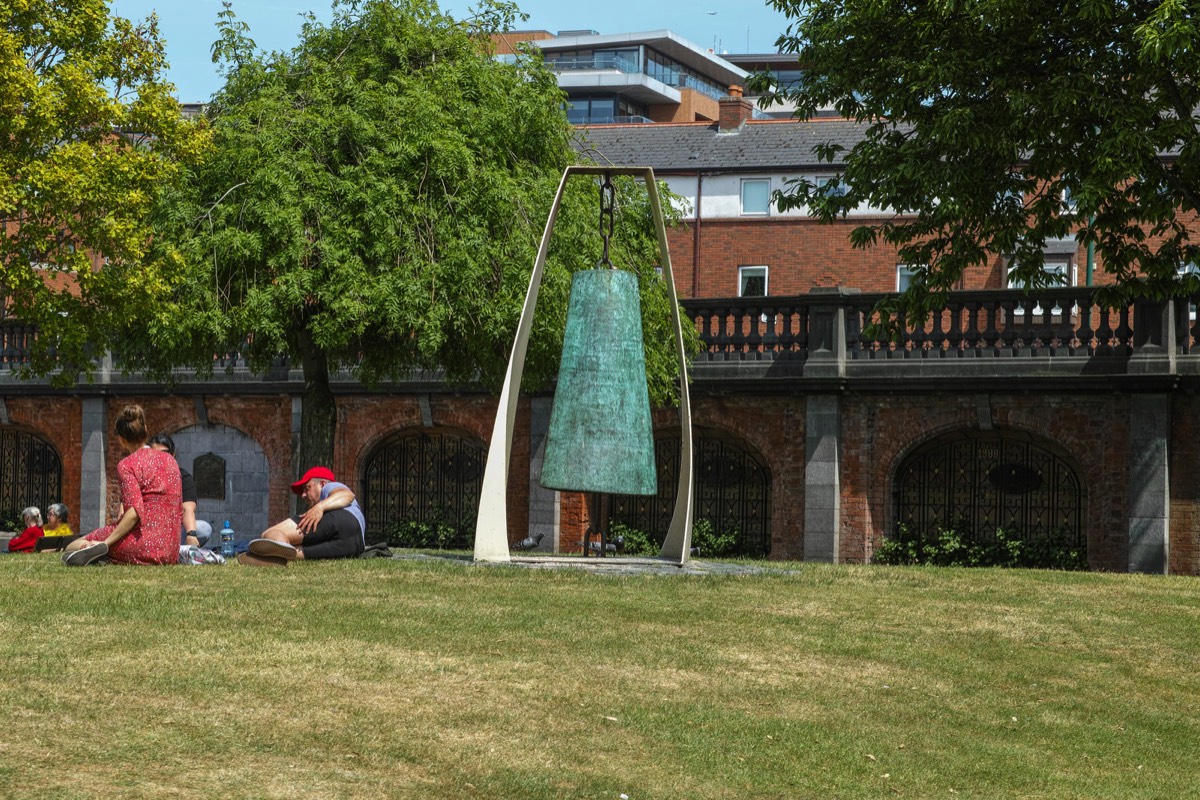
[769,0,1200,318]
[145,0,686,410]
[0,0,210,379]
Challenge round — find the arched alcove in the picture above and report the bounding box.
[0,426,62,529]
[361,428,486,547]
[170,423,270,543]
[892,429,1086,564]
[609,427,771,557]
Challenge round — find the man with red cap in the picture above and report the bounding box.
[240,466,366,566]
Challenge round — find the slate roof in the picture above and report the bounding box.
[573,119,873,172]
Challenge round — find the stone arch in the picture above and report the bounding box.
[609,426,772,557]
[169,423,270,544]
[0,425,62,530]
[360,426,487,546]
[891,427,1086,560]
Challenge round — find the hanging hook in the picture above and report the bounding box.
[598,173,615,269]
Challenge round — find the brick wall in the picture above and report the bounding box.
[3,384,1195,574]
[1169,394,1200,575]
[839,392,1133,570]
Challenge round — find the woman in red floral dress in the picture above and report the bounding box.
[61,405,182,566]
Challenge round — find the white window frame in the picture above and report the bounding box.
[1061,185,1079,216]
[897,264,920,292]
[1007,259,1075,316]
[1178,262,1199,322]
[814,173,849,199]
[738,265,768,297]
[740,179,771,216]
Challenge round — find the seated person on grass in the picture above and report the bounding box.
[35,503,77,551]
[148,433,206,547]
[7,507,43,553]
[240,466,365,567]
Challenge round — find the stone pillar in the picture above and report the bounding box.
[803,287,857,379]
[79,398,107,533]
[527,396,557,552]
[1127,394,1170,574]
[1129,297,1176,375]
[804,393,841,563]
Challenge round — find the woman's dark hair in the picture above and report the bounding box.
[114,405,149,446]
[148,433,176,455]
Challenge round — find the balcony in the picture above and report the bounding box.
[544,54,641,74]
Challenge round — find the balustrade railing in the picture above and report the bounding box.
[682,286,1200,366]
[3,288,1199,378]
[844,288,1134,359]
[0,322,37,368]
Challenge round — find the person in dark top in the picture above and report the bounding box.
[148,434,203,546]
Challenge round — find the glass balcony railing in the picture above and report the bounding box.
[569,115,653,125]
[544,54,641,74]
[676,74,726,101]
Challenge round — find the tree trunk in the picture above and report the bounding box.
[297,329,337,472]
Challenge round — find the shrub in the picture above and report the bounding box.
[605,519,742,558]
[691,518,739,558]
[385,519,460,550]
[609,522,659,556]
[873,524,1086,570]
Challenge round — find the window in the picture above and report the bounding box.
[740,179,770,216]
[739,266,770,324]
[1007,260,1073,290]
[1061,185,1079,216]
[1178,262,1200,322]
[739,266,768,297]
[563,96,648,124]
[897,265,920,292]
[1008,260,1074,316]
[815,174,849,198]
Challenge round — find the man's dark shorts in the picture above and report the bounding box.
[290,508,364,560]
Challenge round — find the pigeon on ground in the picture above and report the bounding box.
[514,532,545,551]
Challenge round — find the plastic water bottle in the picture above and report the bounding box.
[220,520,235,559]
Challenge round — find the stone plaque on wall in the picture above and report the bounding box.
[193,452,226,500]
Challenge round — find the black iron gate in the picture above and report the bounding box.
[361,429,485,547]
[894,430,1084,547]
[609,430,771,557]
[0,427,62,529]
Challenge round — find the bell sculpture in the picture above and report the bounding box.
[473,167,694,564]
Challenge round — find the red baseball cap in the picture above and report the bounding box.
[291,466,336,495]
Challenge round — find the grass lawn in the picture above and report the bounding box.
[1,554,1197,799]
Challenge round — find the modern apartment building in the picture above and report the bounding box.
[492,29,756,125]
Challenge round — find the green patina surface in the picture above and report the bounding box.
[541,269,657,496]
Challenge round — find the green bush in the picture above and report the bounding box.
[691,518,739,558]
[874,524,1087,570]
[385,519,460,550]
[609,522,659,556]
[606,519,742,558]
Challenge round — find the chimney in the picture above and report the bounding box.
[718,84,754,131]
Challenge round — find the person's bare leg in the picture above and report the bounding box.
[258,519,306,559]
[62,537,92,553]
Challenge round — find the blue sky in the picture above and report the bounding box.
[108,0,794,102]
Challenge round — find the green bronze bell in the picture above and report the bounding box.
[540,268,658,496]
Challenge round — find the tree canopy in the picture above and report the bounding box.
[0,0,210,376]
[141,0,685,467]
[760,0,1200,310]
